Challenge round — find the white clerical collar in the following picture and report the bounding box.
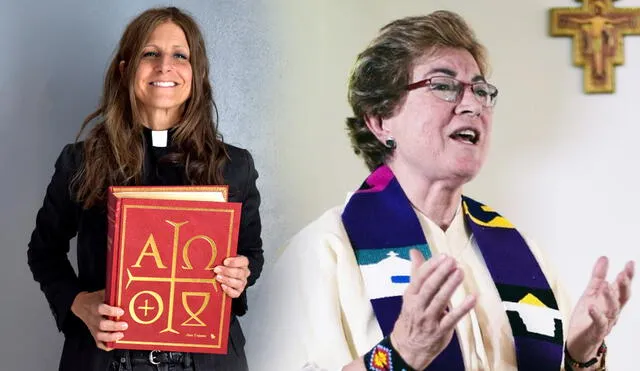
[151,130,168,148]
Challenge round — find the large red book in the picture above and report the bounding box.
[104,186,241,354]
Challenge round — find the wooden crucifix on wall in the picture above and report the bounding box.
[550,0,640,93]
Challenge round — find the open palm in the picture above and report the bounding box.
[566,256,634,361]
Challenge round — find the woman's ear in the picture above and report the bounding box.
[364,114,391,145]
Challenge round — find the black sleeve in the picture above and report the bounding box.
[27,144,82,332]
[232,149,264,316]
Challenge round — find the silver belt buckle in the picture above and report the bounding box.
[149,350,161,365]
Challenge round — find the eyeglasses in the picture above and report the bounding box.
[406,76,498,108]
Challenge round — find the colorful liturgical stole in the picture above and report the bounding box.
[341,165,564,370]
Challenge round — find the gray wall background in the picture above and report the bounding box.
[0,1,282,369]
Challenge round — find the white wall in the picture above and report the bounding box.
[263,1,640,369]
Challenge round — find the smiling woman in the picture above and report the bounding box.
[247,10,634,371]
[27,7,263,371]
[131,22,193,130]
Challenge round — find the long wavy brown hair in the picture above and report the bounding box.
[73,7,227,209]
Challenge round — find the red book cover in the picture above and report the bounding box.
[105,186,240,354]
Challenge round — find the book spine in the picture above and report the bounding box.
[105,189,122,318]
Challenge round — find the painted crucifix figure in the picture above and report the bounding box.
[550,0,640,93]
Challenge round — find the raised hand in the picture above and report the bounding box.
[390,250,476,369]
[566,256,635,362]
[71,290,128,351]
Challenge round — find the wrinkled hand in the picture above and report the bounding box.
[390,251,476,369]
[566,257,635,362]
[214,255,250,298]
[71,290,128,351]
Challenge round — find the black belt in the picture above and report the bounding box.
[128,350,188,365]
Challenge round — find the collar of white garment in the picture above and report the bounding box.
[414,202,465,236]
[414,202,474,260]
[151,130,168,148]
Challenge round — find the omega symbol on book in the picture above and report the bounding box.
[127,220,218,334]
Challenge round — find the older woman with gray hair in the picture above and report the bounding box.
[248,10,634,371]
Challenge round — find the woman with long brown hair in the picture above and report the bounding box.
[27,7,263,371]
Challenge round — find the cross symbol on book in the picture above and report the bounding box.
[138,299,156,317]
[550,0,640,93]
[126,220,219,334]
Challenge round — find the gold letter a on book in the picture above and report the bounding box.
[133,234,168,269]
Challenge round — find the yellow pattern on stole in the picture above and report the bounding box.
[463,201,515,229]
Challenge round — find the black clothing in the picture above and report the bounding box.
[28,129,263,370]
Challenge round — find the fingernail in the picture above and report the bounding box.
[121,323,128,330]
[214,267,222,273]
[116,333,124,340]
[117,309,124,316]
[216,275,225,282]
